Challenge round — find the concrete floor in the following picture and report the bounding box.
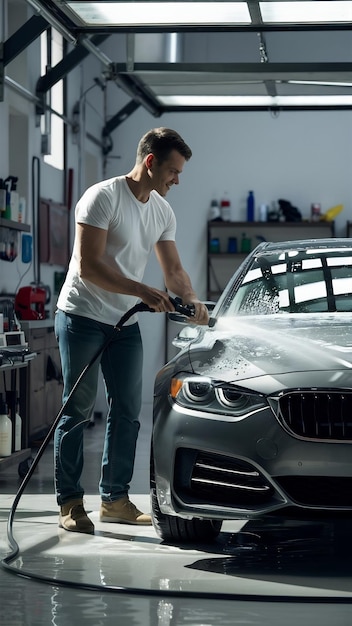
[1,406,352,625]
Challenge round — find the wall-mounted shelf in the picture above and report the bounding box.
[0,218,30,232]
[207,220,335,300]
[0,219,31,263]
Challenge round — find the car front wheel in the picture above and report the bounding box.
[151,485,222,543]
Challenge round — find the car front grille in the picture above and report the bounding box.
[278,390,352,441]
[174,449,274,508]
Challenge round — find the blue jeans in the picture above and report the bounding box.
[54,310,143,506]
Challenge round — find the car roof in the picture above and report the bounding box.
[257,238,352,253]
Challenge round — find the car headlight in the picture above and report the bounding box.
[170,375,267,417]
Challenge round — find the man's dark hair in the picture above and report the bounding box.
[136,127,192,164]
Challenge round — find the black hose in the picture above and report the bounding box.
[3,301,148,557]
[1,300,190,561]
[4,297,192,538]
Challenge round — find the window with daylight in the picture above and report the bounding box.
[40,28,64,170]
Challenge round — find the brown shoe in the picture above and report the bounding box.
[59,499,95,534]
[100,496,152,525]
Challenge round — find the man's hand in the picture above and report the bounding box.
[186,301,209,325]
[138,286,175,313]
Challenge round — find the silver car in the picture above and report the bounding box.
[151,238,352,543]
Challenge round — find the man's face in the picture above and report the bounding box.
[146,149,186,197]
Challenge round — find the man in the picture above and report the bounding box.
[55,127,209,534]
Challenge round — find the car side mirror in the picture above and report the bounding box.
[172,325,200,348]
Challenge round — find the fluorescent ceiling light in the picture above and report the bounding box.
[288,80,352,88]
[157,95,352,106]
[66,2,251,26]
[260,1,352,23]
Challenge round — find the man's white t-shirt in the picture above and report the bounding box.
[57,176,176,325]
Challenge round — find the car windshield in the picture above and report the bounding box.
[220,245,352,317]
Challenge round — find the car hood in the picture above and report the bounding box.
[184,313,352,391]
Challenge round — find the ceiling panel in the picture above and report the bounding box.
[21,0,352,111]
[41,0,352,29]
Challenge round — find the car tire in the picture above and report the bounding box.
[151,485,222,543]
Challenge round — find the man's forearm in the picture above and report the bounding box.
[80,256,141,296]
[165,269,198,302]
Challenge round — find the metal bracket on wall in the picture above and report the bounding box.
[3,15,48,68]
[108,62,162,118]
[0,13,47,103]
[102,100,140,142]
[35,34,110,116]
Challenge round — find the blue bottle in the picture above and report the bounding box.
[247,190,255,222]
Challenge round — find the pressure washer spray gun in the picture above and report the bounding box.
[168,296,196,318]
[116,296,196,329]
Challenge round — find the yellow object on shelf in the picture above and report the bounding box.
[321,204,344,221]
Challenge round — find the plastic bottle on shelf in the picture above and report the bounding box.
[0,394,12,457]
[15,398,22,452]
[247,190,255,222]
[227,237,237,253]
[209,237,220,253]
[220,193,231,221]
[209,199,221,221]
[259,203,268,222]
[241,233,251,253]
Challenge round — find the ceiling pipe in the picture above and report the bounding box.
[4,76,106,149]
[4,75,39,103]
[133,32,183,64]
[166,33,182,63]
[5,75,68,123]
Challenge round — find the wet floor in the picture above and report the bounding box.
[1,414,352,625]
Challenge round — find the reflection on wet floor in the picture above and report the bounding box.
[3,497,352,601]
[186,518,352,593]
